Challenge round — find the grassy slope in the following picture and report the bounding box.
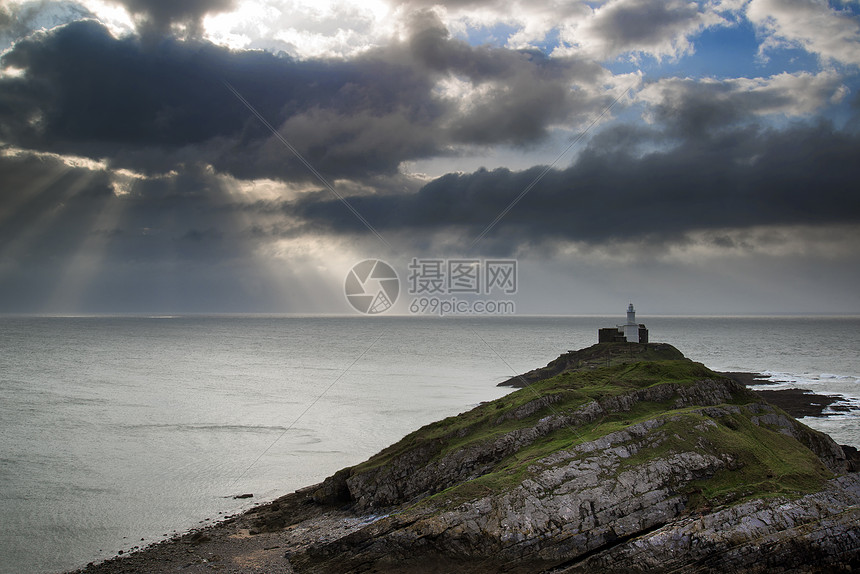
[498,342,687,387]
[350,349,833,513]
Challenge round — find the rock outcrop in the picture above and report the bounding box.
[289,343,860,573]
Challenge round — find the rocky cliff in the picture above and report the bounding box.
[286,343,860,573]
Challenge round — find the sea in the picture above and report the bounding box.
[1,315,858,574]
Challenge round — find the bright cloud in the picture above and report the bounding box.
[203,0,396,57]
[748,0,860,66]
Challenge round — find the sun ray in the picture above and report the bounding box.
[0,150,84,230]
[42,185,127,313]
[0,168,101,282]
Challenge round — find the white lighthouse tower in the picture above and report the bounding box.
[599,303,649,343]
[621,303,639,343]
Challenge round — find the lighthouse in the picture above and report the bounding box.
[622,303,640,343]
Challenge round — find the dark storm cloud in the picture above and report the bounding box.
[1,21,246,149]
[0,19,441,180]
[0,17,605,183]
[288,119,860,252]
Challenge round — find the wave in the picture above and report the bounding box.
[125,423,296,434]
[750,370,860,419]
[758,370,860,387]
[822,395,860,416]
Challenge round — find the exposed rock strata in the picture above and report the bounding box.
[293,345,860,573]
[562,474,860,573]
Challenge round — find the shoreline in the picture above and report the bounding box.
[67,484,359,574]
[721,371,857,418]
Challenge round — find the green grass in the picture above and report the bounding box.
[507,342,689,385]
[685,410,831,507]
[349,354,830,514]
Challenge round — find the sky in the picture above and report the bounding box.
[0,0,859,315]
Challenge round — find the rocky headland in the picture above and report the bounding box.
[72,342,860,573]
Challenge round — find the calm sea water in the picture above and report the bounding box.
[0,315,858,574]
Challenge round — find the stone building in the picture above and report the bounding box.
[599,303,649,343]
